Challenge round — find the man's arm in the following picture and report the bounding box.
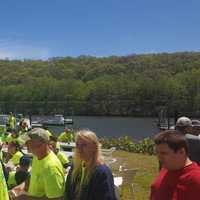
[11,182,64,200]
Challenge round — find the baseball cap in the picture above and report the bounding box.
[20,127,49,144]
[176,116,192,127]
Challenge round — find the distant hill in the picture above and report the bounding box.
[0,52,200,117]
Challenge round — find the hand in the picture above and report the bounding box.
[12,182,26,196]
[15,194,28,200]
[8,190,17,200]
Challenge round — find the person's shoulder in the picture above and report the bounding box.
[47,151,61,162]
[94,164,112,175]
[13,151,23,159]
[185,163,200,177]
[59,132,65,136]
[96,163,110,170]
[57,151,66,158]
[45,151,63,168]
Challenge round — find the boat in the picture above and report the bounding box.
[34,114,73,127]
[64,118,73,124]
[0,114,73,133]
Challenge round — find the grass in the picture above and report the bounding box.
[112,151,159,200]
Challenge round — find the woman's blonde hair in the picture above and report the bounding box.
[71,130,104,196]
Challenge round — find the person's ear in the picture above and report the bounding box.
[178,148,186,155]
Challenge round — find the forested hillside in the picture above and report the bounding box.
[0,52,200,116]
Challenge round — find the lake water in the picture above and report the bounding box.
[41,116,161,139]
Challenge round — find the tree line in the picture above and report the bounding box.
[0,52,200,117]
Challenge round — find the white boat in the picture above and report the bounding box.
[40,114,73,126]
[64,118,73,124]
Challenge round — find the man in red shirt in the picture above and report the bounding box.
[150,130,200,200]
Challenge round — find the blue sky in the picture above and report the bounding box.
[0,0,199,59]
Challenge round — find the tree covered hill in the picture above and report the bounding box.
[0,52,200,116]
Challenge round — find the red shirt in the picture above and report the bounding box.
[150,162,200,200]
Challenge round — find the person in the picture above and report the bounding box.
[7,112,16,131]
[5,129,24,145]
[175,116,193,134]
[5,129,19,143]
[191,119,200,135]
[18,119,30,135]
[0,139,3,161]
[7,141,24,166]
[64,130,117,200]
[49,135,70,169]
[0,160,9,200]
[175,116,200,165]
[8,155,31,189]
[13,128,65,200]
[150,130,200,200]
[58,127,74,143]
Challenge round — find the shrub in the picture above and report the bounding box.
[100,136,155,155]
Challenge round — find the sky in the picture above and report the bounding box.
[0,0,199,60]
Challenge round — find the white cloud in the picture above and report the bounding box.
[0,38,50,60]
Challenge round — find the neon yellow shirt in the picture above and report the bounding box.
[56,142,60,150]
[19,127,28,135]
[7,171,17,189]
[0,162,9,200]
[0,137,3,160]
[1,133,9,143]
[10,151,23,166]
[46,130,52,137]
[28,151,65,198]
[0,126,6,135]
[5,134,24,144]
[8,116,16,129]
[58,132,74,143]
[0,151,3,161]
[5,134,15,143]
[57,151,69,166]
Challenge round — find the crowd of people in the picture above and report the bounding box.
[0,114,118,200]
[1,113,200,200]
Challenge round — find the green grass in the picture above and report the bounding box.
[113,151,159,200]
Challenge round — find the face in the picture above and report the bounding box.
[22,122,27,128]
[8,143,17,155]
[192,126,200,135]
[76,137,96,162]
[26,139,44,156]
[185,126,193,134]
[65,129,70,134]
[156,143,184,170]
[49,141,57,153]
[11,132,17,138]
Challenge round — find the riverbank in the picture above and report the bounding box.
[113,151,158,200]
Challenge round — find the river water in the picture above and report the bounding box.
[39,116,161,139]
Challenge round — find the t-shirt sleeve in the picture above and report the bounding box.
[58,152,69,165]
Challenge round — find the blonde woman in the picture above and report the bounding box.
[64,130,117,200]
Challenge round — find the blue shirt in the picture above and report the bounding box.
[65,164,117,200]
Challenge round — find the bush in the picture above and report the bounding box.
[100,136,155,155]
